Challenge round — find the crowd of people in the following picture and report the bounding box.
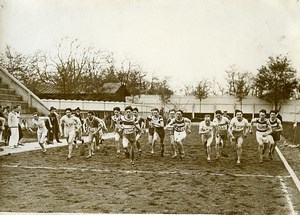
[0,105,283,166]
[0,105,25,149]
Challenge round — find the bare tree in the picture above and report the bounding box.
[225,65,253,110]
[193,79,211,113]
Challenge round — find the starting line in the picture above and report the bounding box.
[1,164,291,179]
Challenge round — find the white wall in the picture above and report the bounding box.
[42,95,300,122]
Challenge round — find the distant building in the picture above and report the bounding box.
[35,82,130,102]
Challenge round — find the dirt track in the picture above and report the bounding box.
[0,126,299,214]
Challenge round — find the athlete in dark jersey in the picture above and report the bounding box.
[165,110,191,159]
[250,109,274,163]
[148,108,165,157]
[133,108,145,156]
[110,107,123,157]
[120,106,140,165]
[268,110,283,159]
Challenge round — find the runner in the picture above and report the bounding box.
[59,108,81,159]
[268,110,283,159]
[146,109,155,148]
[133,107,145,156]
[148,108,165,157]
[199,114,215,163]
[84,111,107,158]
[73,107,85,147]
[29,112,51,153]
[250,109,274,163]
[110,107,123,157]
[165,109,177,158]
[165,110,191,159]
[228,110,249,165]
[120,106,141,165]
[213,110,230,159]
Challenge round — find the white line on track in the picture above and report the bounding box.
[276,146,300,192]
[1,164,291,178]
[278,176,298,215]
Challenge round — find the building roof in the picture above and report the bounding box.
[36,84,61,94]
[103,82,122,94]
[36,82,125,95]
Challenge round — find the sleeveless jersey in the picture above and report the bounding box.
[252,118,270,132]
[199,121,215,136]
[60,115,81,132]
[230,117,249,133]
[269,118,281,131]
[32,118,47,132]
[121,115,138,134]
[168,117,190,132]
[111,115,122,130]
[85,116,104,132]
[148,115,164,128]
[213,116,230,135]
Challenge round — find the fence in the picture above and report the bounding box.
[42,95,300,122]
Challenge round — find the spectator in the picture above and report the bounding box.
[8,105,20,149]
[3,106,10,145]
[0,106,5,143]
[48,107,61,144]
[16,104,24,146]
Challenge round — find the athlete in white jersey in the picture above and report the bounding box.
[84,111,107,158]
[228,110,249,165]
[199,114,215,163]
[30,112,51,153]
[250,109,274,163]
[268,110,283,159]
[165,110,191,159]
[213,110,230,159]
[110,107,123,157]
[60,108,81,159]
[165,109,177,158]
[120,106,141,165]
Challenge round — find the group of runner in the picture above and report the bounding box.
[29,106,282,166]
[200,109,282,165]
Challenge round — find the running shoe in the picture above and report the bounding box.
[268,152,273,160]
[259,158,263,163]
[172,154,178,159]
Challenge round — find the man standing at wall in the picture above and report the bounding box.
[3,106,10,145]
[8,105,20,149]
[48,107,61,144]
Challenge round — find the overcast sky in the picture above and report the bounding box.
[0,0,299,93]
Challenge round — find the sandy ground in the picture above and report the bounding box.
[0,126,299,214]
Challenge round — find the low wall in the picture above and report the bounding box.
[42,96,300,122]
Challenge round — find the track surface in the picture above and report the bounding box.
[0,126,299,214]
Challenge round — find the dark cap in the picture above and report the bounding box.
[50,106,56,111]
[75,107,81,111]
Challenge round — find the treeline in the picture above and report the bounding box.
[0,38,299,110]
[0,38,173,101]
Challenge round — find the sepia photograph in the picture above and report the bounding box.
[0,0,300,214]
